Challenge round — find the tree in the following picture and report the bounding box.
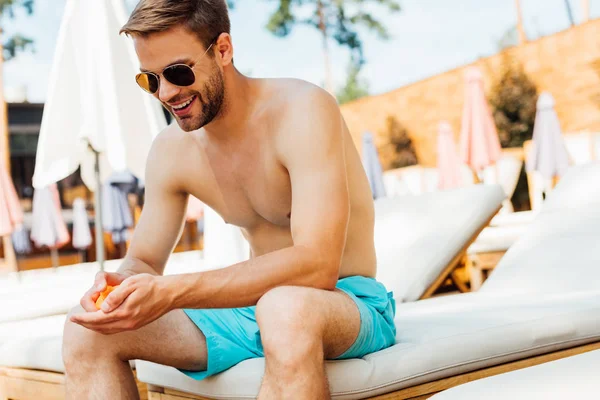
[513,0,527,44]
[1,0,35,61]
[563,0,574,27]
[336,60,368,104]
[377,116,418,170]
[230,0,399,93]
[488,57,538,148]
[582,0,590,22]
[497,25,518,51]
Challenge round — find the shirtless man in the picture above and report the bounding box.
[63,1,396,399]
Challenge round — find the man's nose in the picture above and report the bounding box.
[157,78,180,104]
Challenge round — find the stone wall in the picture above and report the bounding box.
[341,19,600,167]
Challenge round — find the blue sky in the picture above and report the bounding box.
[3,0,599,102]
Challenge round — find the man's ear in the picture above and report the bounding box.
[215,33,234,66]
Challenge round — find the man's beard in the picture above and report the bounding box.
[174,67,225,132]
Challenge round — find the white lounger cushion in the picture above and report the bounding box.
[467,224,528,254]
[0,314,66,345]
[0,251,205,323]
[542,161,600,211]
[374,184,504,302]
[489,210,537,227]
[135,290,600,399]
[430,349,600,399]
[481,208,600,295]
[481,164,600,296]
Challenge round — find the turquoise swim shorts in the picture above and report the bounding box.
[179,276,396,380]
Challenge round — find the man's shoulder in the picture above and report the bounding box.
[148,122,199,159]
[266,79,344,158]
[153,122,189,146]
[267,78,337,110]
[264,78,341,133]
[146,122,202,180]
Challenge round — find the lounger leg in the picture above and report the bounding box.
[466,255,484,291]
[449,271,470,293]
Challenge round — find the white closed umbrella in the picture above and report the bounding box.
[72,197,92,251]
[361,132,387,199]
[527,92,570,191]
[30,185,70,268]
[102,179,134,245]
[32,0,167,269]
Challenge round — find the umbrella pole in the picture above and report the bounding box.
[471,168,482,184]
[92,149,105,271]
[50,247,59,270]
[2,235,18,273]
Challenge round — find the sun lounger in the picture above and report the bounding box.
[0,250,204,323]
[429,348,600,399]
[465,224,529,290]
[525,134,599,211]
[374,184,505,301]
[481,154,523,213]
[132,290,600,400]
[5,162,597,398]
[0,185,505,399]
[466,161,600,290]
[481,162,600,295]
[129,164,600,399]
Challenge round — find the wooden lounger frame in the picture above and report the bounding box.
[0,369,147,400]
[419,205,501,298]
[2,341,597,400]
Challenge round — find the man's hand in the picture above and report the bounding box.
[79,271,132,312]
[70,273,172,335]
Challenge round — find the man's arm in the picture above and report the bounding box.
[163,88,350,310]
[118,132,189,277]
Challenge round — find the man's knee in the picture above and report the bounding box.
[256,286,321,332]
[63,306,114,371]
[256,287,324,362]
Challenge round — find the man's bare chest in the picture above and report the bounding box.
[193,144,292,230]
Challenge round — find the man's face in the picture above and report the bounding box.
[133,26,225,132]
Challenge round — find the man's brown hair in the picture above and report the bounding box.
[120,0,230,50]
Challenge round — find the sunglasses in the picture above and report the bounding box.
[135,41,216,94]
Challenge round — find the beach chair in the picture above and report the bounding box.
[438,189,600,398]
[433,162,600,399]
[466,144,598,289]
[478,162,600,296]
[429,348,600,399]
[525,132,598,211]
[373,184,505,301]
[126,163,600,399]
[0,251,204,324]
[132,290,600,400]
[0,252,203,400]
[0,184,506,399]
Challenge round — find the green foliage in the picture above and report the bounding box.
[488,57,538,148]
[496,25,518,51]
[377,116,418,170]
[0,0,33,16]
[232,0,400,65]
[3,33,33,60]
[336,60,368,104]
[1,0,35,61]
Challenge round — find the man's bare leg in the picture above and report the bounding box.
[63,307,207,400]
[256,286,361,400]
